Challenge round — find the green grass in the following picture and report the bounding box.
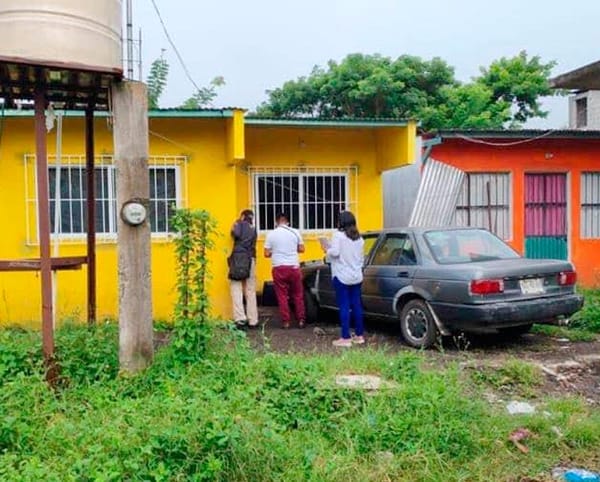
[1,324,599,481]
[471,358,544,398]
[532,324,597,342]
[572,289,600,333]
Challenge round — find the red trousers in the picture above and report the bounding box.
[272,266,305,323]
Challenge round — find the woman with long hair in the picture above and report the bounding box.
[322,211,365,347]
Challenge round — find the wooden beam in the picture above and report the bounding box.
[0,256,87,272]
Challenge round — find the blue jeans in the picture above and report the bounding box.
[333,277,364,339]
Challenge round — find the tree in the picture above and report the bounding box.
[257,53,456,120]
[179,76,226,110]
[256,51,557,130]
[476,50,557,125]
[146,50,170,110]
[146,52,225,110]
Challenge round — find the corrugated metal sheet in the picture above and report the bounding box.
[581,172,600,238]
[408,159,465,227]
[383,137,422,228]
[455,173,511,240]
[525,237,568,260]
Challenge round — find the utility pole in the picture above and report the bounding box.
[111,81,153,372]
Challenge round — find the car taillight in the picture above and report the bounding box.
[558,271,577,286]
[470,279,504,295]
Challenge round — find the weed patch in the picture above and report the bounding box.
[1,325,599,481]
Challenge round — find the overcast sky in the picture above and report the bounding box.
[134,0,600,128]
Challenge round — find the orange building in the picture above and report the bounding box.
[427,130,600,288]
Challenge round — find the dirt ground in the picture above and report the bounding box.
[246,307,600,402]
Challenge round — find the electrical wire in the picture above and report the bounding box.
[454,129,558,147]
[149,130,196,151]
[149,0,202,93]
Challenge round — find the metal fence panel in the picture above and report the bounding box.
[408,159,465,227]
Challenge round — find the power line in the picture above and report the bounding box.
[454,130,558,147]
[149,0,202,93]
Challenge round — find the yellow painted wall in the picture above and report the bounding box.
[243,126,385,289]
[0,115,237,326]
[0,116,414,326]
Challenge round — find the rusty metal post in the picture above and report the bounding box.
[34,90,54,367]
[85,108,97,325]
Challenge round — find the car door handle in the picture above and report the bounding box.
[397,271,409,278]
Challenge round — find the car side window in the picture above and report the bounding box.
[371,234,415,266]
[362,235,379,259]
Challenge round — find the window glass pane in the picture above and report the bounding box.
[149,167,177,233]
[424,228,519,264]
[371,234,407,266]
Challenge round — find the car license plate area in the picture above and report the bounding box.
[519,278,545,295]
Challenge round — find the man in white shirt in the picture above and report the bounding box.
[264,212,306,329]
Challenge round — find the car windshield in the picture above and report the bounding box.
[424,229,520,264]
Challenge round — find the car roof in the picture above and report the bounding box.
[362,226,491,236]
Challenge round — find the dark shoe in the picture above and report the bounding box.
[247,323,260,330]
[298,320,306,329]
[235,320,249,330]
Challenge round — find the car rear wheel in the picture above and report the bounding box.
[400,299,438,349]
[304,287,319,324]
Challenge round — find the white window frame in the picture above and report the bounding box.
[248,166,358,234]
[581,171,600,239]
[25,154,186,245]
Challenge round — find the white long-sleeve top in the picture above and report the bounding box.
[326,230,365,286]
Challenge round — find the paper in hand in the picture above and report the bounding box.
[319,237,330,250]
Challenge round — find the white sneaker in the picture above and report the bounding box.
[332,338,352,347]
[352,336,365,345]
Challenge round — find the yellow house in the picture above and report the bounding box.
[0,109,416,326]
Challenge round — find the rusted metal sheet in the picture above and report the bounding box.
[408,159,465,227]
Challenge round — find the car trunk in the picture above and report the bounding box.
[470,258,575,302]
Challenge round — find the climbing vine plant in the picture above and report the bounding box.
[171,208,218,361]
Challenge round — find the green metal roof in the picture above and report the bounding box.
[435,129,600,140]
[245,117,413,128]
[0,108,239,119]
[0,107,414,126]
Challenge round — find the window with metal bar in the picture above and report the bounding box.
[48,165,179,235]
[27,154,185,242]
[254,173,349,231]
[581,172,600,238]
[455,173,511,240]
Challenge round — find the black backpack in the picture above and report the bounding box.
[228,252,252,280]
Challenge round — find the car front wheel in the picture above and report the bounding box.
[400,299,438,349]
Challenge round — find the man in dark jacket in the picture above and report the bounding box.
[230,209,258,328]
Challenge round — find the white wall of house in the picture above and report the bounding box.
[569,90,600,129]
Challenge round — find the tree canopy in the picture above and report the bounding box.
[146,52,225,110]
[255,51,557,130]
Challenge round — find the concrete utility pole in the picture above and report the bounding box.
[111,81,153,372]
